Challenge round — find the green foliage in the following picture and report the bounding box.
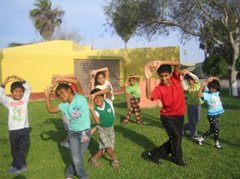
[104,1,140,47]
[235,55,240,71]
[202,56,229,77]
[29,0,65,40]
[0,94,240,178]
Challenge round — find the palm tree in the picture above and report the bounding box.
[29,0,65,40]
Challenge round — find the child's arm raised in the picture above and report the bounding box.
[90,89,112,100]
[0,75,14,107]
[52,75,83,95]
[197,81,208,98]
[88,102,100,124]
[144,61,161,99]
[44,84,60,113]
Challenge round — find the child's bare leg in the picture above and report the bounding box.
[91,149,105,161]
[106,147,116,161]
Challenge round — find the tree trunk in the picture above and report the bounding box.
[230,46,239,96]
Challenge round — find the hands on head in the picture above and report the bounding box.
[144,61,161,79]
[2,75,24,85]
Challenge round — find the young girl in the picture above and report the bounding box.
[123,75,142,124]
[181,69,203,139]
[45,76,91,179]
[52,74,78,149]
[197,77,224,149]
[90,67,114,100]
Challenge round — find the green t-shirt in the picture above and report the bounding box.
[186,83,204,105]
[126,82,141,98]
[58,93,91,132]
[95,99,115,127]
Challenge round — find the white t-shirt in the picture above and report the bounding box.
[0,82,31,130]
[96,80,115,100]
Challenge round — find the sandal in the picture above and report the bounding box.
[111,160,119,169]
[88,159,100,167]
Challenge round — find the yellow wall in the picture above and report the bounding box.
[0,40,179,93]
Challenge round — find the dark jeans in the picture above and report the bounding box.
[184,104,201,138]
[9,128,29,169]
[150,115,184,162]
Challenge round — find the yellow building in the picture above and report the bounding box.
[0,40,179,100]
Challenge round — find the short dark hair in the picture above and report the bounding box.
[55,83,73,96]
[184,74,194,81]
[94,71,106,86]
[207,79,221,92]
[157,65,172,75]
[10,81,24,93]
[90,88,104,97]
[128,76,136,82]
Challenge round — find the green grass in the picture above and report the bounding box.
[0,93,240,179]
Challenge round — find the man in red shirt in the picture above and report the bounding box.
[145,60,186,166]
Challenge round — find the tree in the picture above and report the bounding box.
[29,0,65,40]
[105,0,240,96]
[202,56,229,77]
[104,1,139,48]
[51,27,83,43]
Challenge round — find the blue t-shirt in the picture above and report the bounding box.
[58,93,91,132]
[203,92,224,116]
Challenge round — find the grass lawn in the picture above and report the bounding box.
[0,93,240,179]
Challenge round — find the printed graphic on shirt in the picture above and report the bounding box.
[209,96,222,108]
[10,100,26,122]
[107,107,112,113]
[71,105,82,119]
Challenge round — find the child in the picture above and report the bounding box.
[145,60,186,166]
[0,75,31,174]
[123,75,142,124]
[181,69,203,139]
[88,88,119,169]
[197,77,224,149]
[45,76,91,179]
[91,67,114,100]
[52,74,78,149]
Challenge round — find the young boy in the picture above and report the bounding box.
[145,60,186,166]
[123,75,142,124]
[181,69,203,140]
[45,76,91,179]
[0,75,31,174]
[197,77,224,149]
[88,88,119,169]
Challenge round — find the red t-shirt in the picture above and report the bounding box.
[151,71,186,116]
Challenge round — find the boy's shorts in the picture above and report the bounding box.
[97,125,115,149]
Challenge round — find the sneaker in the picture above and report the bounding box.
[197,137,204,145]
[146,152,160,164]
[111,160,119,169]
[8,166,21,174]
[60,142,70,149]
[20,165,28,172]
[215,141,222,149]
[88,159,100,167]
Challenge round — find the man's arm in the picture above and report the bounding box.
[44,85,60,113]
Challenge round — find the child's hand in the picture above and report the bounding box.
[89,94,95,100]
[144,61,161,79]
[52,75,61,83]
[2,75,16,85]
[88,102,94,111]
[44,85,55,97]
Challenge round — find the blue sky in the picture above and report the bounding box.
[0,0,204,64]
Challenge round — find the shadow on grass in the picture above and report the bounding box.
[141,112,162,128]
[114,101,127,109]
[115,125,156,151]
[12,175,27,179]
[40,118,71,166]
